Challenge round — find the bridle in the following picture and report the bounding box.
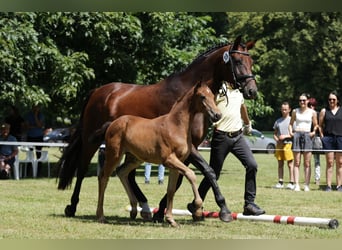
[223,47,256,90]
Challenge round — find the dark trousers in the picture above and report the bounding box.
[198,130,258,205]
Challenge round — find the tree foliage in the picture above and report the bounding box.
[1,12,341,130]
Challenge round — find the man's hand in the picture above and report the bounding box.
[243,121,252,135]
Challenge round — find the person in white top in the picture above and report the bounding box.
[187,82,265,217]
[289,93,318,191]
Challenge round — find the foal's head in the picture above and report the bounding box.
[193,82,222,122]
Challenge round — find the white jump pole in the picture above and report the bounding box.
[125,205,339,229]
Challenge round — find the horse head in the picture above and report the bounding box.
[221,35,258,99]
[193,82,222,123]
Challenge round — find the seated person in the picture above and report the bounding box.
[0,123,18,179]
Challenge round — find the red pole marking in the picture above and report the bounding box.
[231,212,238,220]
[273,215,282,224]
[287,216,295,225]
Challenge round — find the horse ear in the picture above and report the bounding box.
[194,80,203,93]
[233,35,242,50]
[246,40,257,50]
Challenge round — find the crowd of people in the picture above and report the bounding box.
[273,91,342,192]
[0,104,46,179]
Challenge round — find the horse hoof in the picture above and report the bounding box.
[152,213,164,223]
[219,211,233,223]
[192,213,204,222]
[140,211,152,221]
[167,218,179,227]
[187,202,204,221]
[98,217,107,224]
[130,210,138,220]
[64,205,76,217]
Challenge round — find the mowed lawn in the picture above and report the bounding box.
[1,147,342,239]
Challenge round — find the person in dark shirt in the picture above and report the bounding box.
[319,90,342,192]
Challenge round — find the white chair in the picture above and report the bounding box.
[13,155,20,180]
[17,147,36,178]
[35,150,50,177]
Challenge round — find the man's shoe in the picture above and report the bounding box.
[243,203,265,216]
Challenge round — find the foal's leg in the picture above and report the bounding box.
[188,146,232,222]
[96,152,122,223]
[165,169,180,227]
[165,154,203,225]
[122,153,151,220]
[116,158,149,221]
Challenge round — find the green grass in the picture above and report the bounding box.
[1,149,342,239]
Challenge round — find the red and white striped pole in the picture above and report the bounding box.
[125,206,339,229]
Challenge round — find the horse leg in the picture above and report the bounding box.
[152,174,183,223]
[165,154,203,225]
[96,150,123,223]
[164,169,179,227]
[188,145,232,222]
[65,145,99,217]
[116,157,149,221]
[123,153,151,220]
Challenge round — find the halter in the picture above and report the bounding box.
[223,47,256,90]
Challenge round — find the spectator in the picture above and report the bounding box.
[318,91,342,192]
[5,105,25,141]
[0,123,18,179]
[188,82,265,217]
[308,97,322,185]
[289,93,318,191]
[144,163,165,185]
[25,105,45,177]
[273,102,295,189]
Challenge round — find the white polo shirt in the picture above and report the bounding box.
[213,85,244,133]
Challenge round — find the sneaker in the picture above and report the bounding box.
[243,203,265,216]
[294,185,301,191]
[315,179,320,185]
[304,185,310,192]
[273,183,284,189]
[325,186,332,192]
[145,180,150,184]
[336,186,342,192]
[286,183,295,190]
[158,180,163,185]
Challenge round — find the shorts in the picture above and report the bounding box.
[322,135,342,151]
[292,132,312,153]
[275,143,294,161]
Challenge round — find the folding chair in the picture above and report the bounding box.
[18,146,36,178]
[35,150,50,177]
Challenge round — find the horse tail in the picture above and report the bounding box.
[88,121,112,144]
[57,90,94,190]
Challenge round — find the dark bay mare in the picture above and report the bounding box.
[96,82,221,227]
[57,36,258,222]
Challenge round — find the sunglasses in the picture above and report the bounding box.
[299,99,307,102]
[329,98,336,101]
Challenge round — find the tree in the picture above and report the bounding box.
[226,12,342,129]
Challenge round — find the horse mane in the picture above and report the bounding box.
[167,42,232,79]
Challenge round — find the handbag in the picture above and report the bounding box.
[312,135,323,150]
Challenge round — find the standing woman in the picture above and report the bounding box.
[318,91,342,192]
[289,93,318,191]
